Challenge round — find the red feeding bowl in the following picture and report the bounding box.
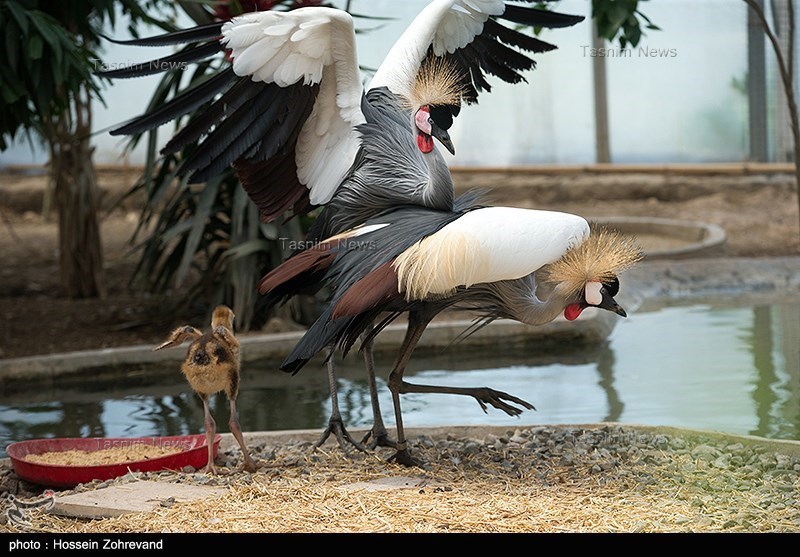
[6,434,221,488]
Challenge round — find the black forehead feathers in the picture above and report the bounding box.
[603,276,620,297]
[429,104,459,131]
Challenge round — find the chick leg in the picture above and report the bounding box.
[153,326,202,351]
[200,395,218,475]
[228,398,258,472]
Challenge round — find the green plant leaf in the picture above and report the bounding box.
[259,222,278,240]
[175,177,220,287]
[28,11,62,54]
[28,34,43,60]
[5,19,19,73]
[5,1,29,35]
[156,216,195,243]
[224,239,273,260]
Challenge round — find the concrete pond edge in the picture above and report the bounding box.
[2,256,799,387]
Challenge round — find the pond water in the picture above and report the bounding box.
[2,295,799,458]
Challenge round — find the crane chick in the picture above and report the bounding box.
[154,305,257,475]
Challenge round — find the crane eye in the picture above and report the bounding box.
[429,104,455,130]
[603,276,620,297]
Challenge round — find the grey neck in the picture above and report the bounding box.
[420,147,454,208]
[487,277,575,326]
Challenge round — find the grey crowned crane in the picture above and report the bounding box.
[257,197,643,466]
[153,305,258,474]
[101,1,585,453]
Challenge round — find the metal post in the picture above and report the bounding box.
[773,0,794,162]
[592,21,611,163]
[748,0,769,161]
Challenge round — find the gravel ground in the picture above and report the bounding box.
[2,424,799,533]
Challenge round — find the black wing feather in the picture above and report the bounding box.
[101,22,224,46]
[427,3,584,106]
[181,88,282,183]
[477,33,537,73]
[161,78,265,155]
[110,68,237,136]
[501,4,585,28]
[96,42,222,79]
[483,19,557,54]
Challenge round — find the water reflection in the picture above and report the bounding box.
[749,302,800,438]
[1,298,799,458]
[596,344,623,423]
[751,305,777,437]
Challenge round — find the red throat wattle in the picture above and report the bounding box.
[564,303,584,321]
[417,132,434,153]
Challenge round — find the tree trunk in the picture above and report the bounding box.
[48,87,105,299]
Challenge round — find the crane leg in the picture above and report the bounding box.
[314,347,367,453]
[396,382,535,416]
[386,311,433,468]
[360,323,397,449]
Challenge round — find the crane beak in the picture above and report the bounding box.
[430,122,455,156]
[598,295,627,318]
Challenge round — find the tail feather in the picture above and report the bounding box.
[280,307,351,375]
[257,238,342,296]
[331,261,400,319]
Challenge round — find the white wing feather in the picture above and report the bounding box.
[221,7,364,204]
[394,208,590,300]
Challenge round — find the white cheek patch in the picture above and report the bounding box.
[415,108,432,135]
[585,281,603,306]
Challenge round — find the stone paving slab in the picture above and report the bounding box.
[52,480,228,519]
